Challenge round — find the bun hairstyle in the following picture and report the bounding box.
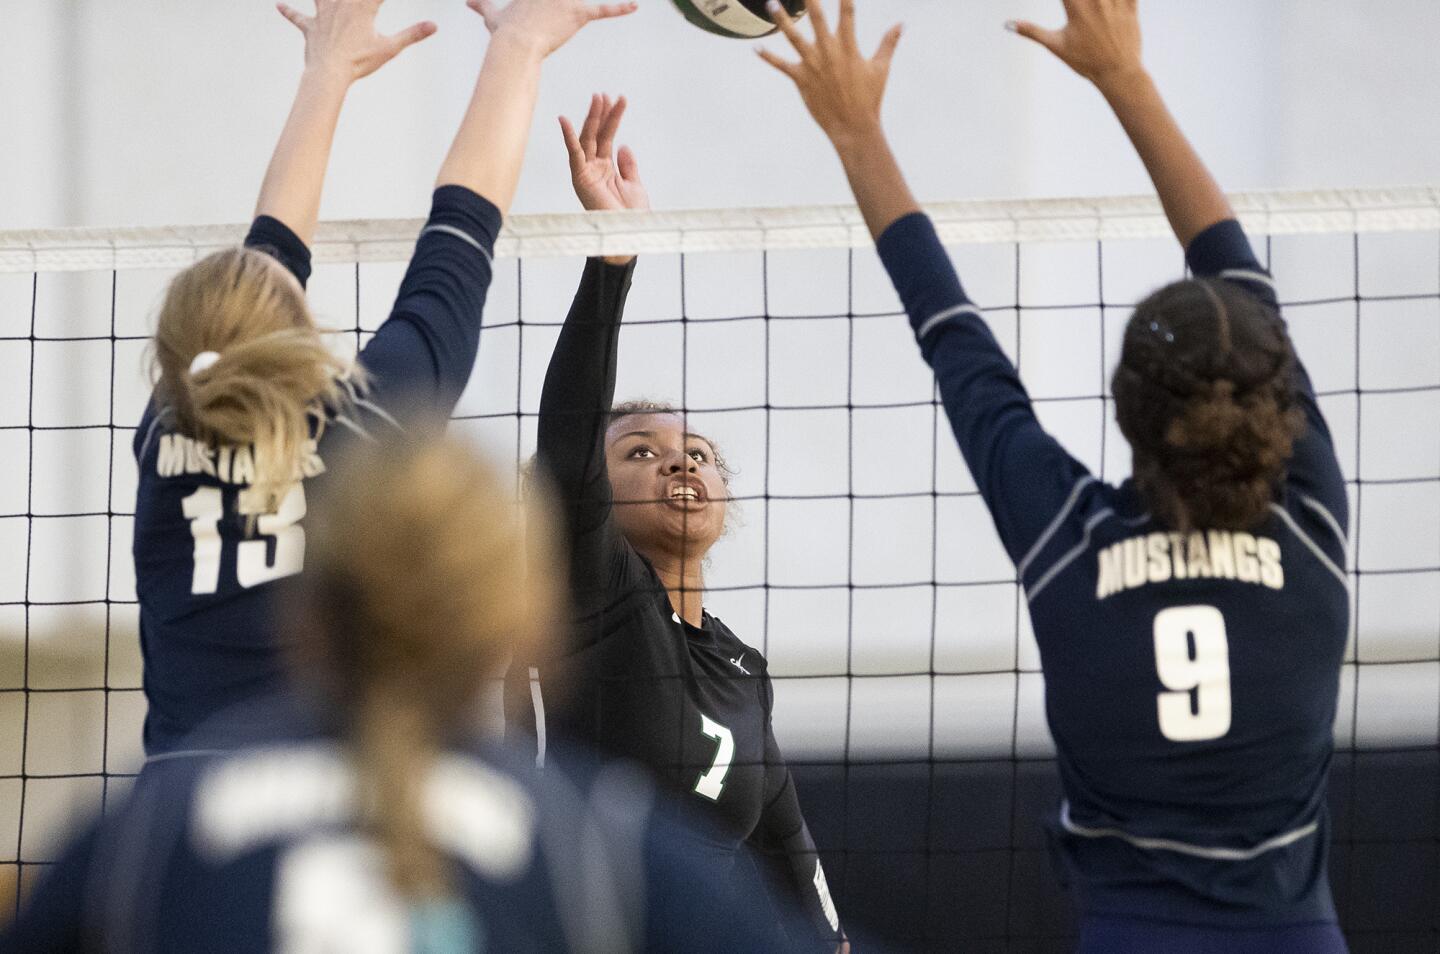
[1113,278,1306,532]
[288,436,562,900]
[151,247,353,507]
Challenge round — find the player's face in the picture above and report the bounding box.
[605,413,728,560]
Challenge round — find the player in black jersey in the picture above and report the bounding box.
[133,0,633,756]
[511,94,845,950]
[3,434,796,954]
[764,0,1350,950]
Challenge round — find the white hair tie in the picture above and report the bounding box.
[189,351,222,376]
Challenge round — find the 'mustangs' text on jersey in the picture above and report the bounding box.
[878,214,1349,929]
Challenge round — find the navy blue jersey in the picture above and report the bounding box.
[133,187,501,755]
[878,214,1349,927]
[1,694,797,954]
[511,259,842,948]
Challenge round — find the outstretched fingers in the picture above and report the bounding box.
[617,145,641,183]
[756,47,801,81]
[766,1,813,59]
[559,116,586,172]
[838,0,858,51]
[873,22,902,71]
[1005,19,1064,57]
[585,1,639,23]
[276,2,312,32]
[802,0,832,41]
[384,20,439,56]
[579,94,605,158]
[595,95,628,160]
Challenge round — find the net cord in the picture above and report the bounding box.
[3,187,1438,273]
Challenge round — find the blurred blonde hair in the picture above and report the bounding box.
[151,247,352,507]
[289,436,563,900]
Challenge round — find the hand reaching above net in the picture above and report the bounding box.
[1006,0,1144,92]
[561,94,650,214]
[276,0,438,84]
[467,0,638,57]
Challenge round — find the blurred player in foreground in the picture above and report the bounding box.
[135,0,632,756]
[762,0,1349,950]
[506,91,846,951]
[4,435,797,953]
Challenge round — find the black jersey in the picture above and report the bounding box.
[514,259,842,947]
[1,694,797,954]
[133,187,500,755]
[878,214,1349,927]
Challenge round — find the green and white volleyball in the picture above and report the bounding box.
[670,0,806,38]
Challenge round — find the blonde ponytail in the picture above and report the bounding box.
[152,247,351,506]
[289,438,563,901]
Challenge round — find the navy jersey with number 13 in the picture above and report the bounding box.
[133,188,500,756]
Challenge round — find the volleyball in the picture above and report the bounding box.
[670,0,806,38]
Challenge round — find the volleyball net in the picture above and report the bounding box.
[2,187,1438,948]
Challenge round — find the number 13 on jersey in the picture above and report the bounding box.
[1154,605,1232,742]
[183,483,307,595]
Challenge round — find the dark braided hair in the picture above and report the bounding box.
[1113,278,1306,532]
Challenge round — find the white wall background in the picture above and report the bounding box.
[1,0,1439,888]
[4,0,1439,228]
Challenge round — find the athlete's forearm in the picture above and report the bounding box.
[829,123,922,243]
[1097,68,1232,249]
[254,66,351,246]
[436,32,546,213]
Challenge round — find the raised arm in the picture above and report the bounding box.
[256,0,437,245]
[348,3,636,421]
[1008,0,1231,248]
[534,95,647,604]
[441,0,638,213]
[760,0,1094,570]
[759,0,910,242]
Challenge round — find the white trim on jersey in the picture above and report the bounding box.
[916,303,984,341]
[529,666,548,769]
[1218,268,1278,292]
[419,223,494,266]
[1026,508,1116,603]
[136,406,173,463]
[331,413,374,442]
[1269,503,1350,591]
[145,748,226,765]
[1299,493,1350,551]
[339,374,404,434]
[1017,475,1097,581]
[1059,800,1319,861]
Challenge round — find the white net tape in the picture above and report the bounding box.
[3,186,1438,273]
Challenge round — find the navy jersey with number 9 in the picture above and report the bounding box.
[879,213,1349,928]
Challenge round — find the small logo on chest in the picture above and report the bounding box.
[729,654,751,675]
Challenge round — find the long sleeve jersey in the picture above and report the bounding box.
[134,186,501,755]
[878,213,1349,928]
[515,259,843,948]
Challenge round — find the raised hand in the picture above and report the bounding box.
[561,95,650,213]
[277,0,437,83]
[757,0,902,147]
[467,0,638,57]
[1007,0,1144,91]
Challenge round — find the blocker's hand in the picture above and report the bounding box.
[1007,0,1145,91]
[277,0,437,83]
[468,0,637,57]
[757,0,902,146]
[561,94,650,213]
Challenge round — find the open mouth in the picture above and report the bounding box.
[666,483,705,505]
